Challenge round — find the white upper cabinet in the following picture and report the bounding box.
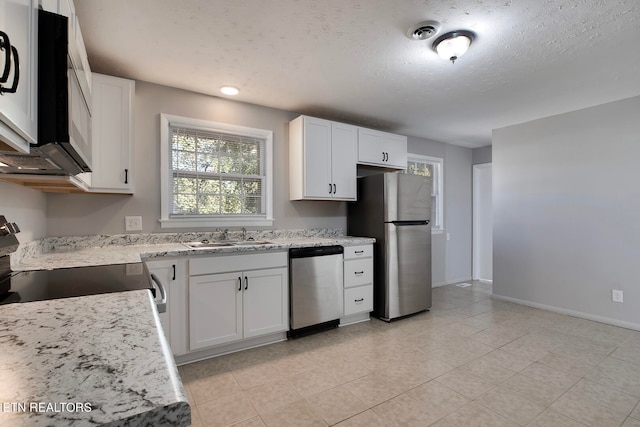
[289,115,357,201]
[357,127,407,169]
[0,0,38,153]
[78,73,135,194]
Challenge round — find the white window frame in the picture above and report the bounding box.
[406,154,444,234]
[159,113,274,228]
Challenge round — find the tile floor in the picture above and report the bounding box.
[179,282,640,426]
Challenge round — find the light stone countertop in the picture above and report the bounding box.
[0,290,190,426]
[12,236,376,271]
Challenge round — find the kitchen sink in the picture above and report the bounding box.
[184,241,235,249]
[184,240,272,249]
[231,240,272,246]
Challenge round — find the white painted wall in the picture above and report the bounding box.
[444,144,473,284]
[407,137,473,286]
[46,81,348,236]
[473,163,492,282]
[493,95,640,329]
[0,181,47,242]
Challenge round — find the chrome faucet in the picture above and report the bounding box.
[242,227,247,241]
[221,228,229,240]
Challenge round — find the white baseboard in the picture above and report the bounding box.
[492,294,640,332]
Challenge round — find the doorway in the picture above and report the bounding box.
[473,163,492,282]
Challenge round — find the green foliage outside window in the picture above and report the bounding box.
[169,128,265,216]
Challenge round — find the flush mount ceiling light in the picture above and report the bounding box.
[220,86,239,96]
[432,30,475,63]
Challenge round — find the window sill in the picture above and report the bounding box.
[159,217,274,229]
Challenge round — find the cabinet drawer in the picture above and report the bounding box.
[344,245,373,260]
[344,258,373,288]
[344,285,373,316]
[190,251,287,276]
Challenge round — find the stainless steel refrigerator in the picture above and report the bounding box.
[347,173,432,321]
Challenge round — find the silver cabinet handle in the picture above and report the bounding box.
[150,274,167,313]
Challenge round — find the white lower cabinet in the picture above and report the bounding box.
[188,252,288,352]
[341,244,374,325]
[344,285,373,316]
[144,258,188,356]
[189,272,242,349]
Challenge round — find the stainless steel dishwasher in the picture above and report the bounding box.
[289,245,344,336]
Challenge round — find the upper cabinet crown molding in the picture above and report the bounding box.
[0,0,38,153]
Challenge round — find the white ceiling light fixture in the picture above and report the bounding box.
[433,30,475,64]
[220,86,239,96]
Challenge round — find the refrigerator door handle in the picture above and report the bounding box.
[388,220,430,226]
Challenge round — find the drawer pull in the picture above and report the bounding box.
[354,271,364,275]
[354,250,364,254]
[354,298,364,303]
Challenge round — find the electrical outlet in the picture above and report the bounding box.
[125,216,142,232]
[446,233,451,241]
[612,289,624,303]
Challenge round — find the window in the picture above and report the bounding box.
[406,154,444,233]
[160,114,273,228]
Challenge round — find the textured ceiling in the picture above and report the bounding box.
[74,0,640,148]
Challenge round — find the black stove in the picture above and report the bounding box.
[0,262,155,305]
[0,215,159,308]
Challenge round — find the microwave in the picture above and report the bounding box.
[0,9,92,176]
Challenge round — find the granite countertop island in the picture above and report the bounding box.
[0,290,190,426]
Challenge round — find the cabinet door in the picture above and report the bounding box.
[243,267,288,339]
[330,122,357,200]
[88,73,135,193]
[189,272,243,350]
[357,128,385,166]
[302,116,332,198]
[357,128,407,169]
[145,259,188,356]
[383,133,408,168]
[0,0,37,152]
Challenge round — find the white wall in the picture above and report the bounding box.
[493,95,640,329]
[46,81,347,236]
[0,181,47,242]
[407,137,473,286]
